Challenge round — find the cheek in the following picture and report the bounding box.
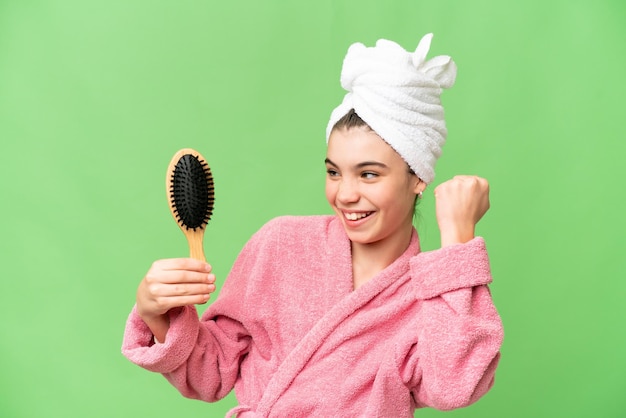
[381,185,415,213]
[325,180,336,205]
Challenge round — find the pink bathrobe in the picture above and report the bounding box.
[122,215,503,417]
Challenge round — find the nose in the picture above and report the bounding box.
[337,178,360,204]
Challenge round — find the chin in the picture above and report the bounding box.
[344,230,380,246]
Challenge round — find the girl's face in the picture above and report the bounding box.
[325,127,424,248]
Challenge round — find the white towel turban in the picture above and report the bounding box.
[326,33,457,184]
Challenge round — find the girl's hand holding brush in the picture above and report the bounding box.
[136,258,216,343]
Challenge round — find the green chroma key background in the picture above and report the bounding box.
[1,1,624,417]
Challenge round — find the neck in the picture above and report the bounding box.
[351,222,414,290]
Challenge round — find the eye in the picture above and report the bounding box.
[326,168,339,177]
[361,171,378,179]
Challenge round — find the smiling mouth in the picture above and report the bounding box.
[344,212,373,221]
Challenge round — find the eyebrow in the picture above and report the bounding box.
[324,158,389,169]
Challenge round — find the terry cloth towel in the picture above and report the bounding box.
[326,33,457,184]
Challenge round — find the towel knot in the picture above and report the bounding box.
[326,33,457,184]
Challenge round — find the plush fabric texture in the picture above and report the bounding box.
[122,215,503,417]
[326,33,457,184]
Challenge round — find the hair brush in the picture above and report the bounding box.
[166,148,215,261]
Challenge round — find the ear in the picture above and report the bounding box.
[411,176,426,195]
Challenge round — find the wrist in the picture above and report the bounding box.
[439,225,475,247]
[138,311,170,343]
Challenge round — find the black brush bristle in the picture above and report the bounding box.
[170,154,215,230]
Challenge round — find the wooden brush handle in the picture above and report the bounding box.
[185,228,206,261]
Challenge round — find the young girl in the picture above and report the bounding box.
[122,33,503,417]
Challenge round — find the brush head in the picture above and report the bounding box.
[167,149,215,231]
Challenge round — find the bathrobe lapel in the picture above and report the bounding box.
[255,225,420,416]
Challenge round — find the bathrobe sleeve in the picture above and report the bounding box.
[404,237,503,410]
[122,303,251,401]
[121,222,276,402]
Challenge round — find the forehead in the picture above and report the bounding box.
[326,127,403,165]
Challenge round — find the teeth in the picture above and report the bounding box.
[345,212,370,221]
